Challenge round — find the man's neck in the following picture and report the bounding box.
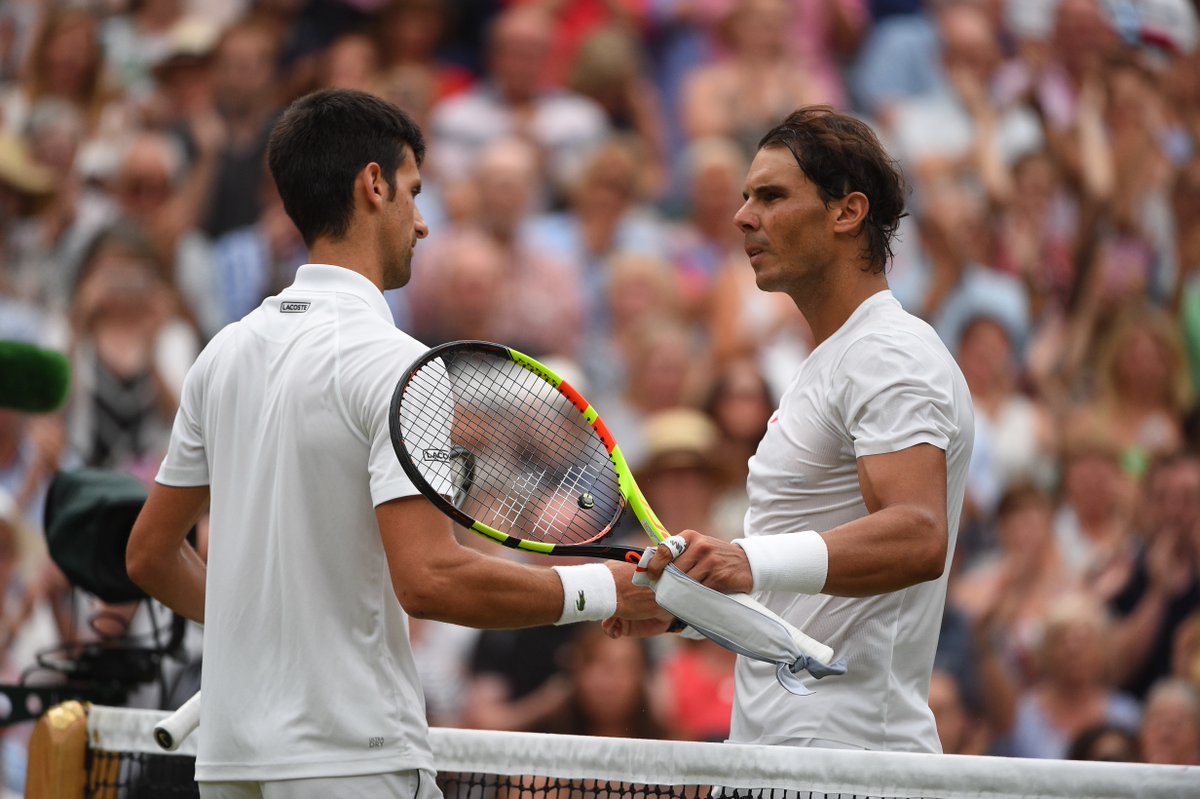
[308,239,384,292]
[794,268,889,347]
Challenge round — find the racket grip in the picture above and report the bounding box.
[727,592,835,665]
[154,690,201,752]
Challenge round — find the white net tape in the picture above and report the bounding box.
[86,706,1198,799]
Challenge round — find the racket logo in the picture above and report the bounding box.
[422,449,452,463]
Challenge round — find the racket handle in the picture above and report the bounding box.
[727,592,835,665]
[154,690,201,751]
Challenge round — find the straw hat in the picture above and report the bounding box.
[0,133,54,196]
[152,17,221,77]
[636,408,721,478]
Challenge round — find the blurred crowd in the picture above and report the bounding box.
[2,0,1200,791]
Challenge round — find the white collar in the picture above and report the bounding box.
[287,264,394,324]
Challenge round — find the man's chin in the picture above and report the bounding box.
[384,262,413,291]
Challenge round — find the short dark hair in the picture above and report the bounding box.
[758,107,906,273]
[267,88,425,247]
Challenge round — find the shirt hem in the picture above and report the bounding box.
[155,470,210,487]
[195,752,432,782]
[853,432,947,459]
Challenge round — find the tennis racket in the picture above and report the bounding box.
[389,340,834,665]
[154,690,201,751]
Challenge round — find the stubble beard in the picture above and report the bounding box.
[383,242,414,291]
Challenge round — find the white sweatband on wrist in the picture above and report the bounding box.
[551,564,618,624]
[733,531,828,594]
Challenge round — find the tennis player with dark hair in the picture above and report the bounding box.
[616,106,975,753]
[126,88,659,798]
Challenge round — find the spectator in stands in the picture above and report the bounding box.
[108,131,224,337]
[592,318,702,471]
[1052,431,1137,589]
[0,7,110,138]
[1171,610,1200,685]
[376,0,473,103]
[405,140,585,357]
[953,483,1076,687]
[993,0,1118,144]
[0,116,94,320]
[701,357,774,543]
[1109,453,1200,698]
[1069,302,1191,478]
[526,135,670,345]
[900,157,1030,364]
[314,33,382,95]
[603,253,684,370]
[101,0,187,102]
[1074,56,1181,312]
[850,0,941,120]
[1138,678,1200,765]
[512,0,649,92]
[567,25,668,201]
[999,592,1141,759]
[1176,158,1200,389]
[212,170,305,324]
[955,316,1058,525]
[668,136,746,322]
[547,624,665,739]
[65,224,199,475]
[405,226,509,347]
[202,16,283,238]
[635,408,723,540]
[456,137,583,358]
[1067,722,1140,762]
[461,602,579,734]
[988,149,1079,327]
[885,1,1043,171]
[141,17,223,165]
[429,5,609,202]
[680,0,825,158]
[657,632,737,742]
[928,667,989,755]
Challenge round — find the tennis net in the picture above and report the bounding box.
[29,703,1199,799]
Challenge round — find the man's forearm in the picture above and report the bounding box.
[129,542,207,624]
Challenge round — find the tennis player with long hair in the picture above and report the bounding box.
[612,107,975,753]
[126,88,660,799]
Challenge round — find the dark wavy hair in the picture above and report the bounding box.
[267,88,425,247]
[758,107,907,273]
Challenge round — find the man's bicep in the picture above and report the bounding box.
[856,443,947,521]
[376,495,465,594]
[128,484,209,563]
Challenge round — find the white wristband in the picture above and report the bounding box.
[733,531,828,594]
[551,564,618,624]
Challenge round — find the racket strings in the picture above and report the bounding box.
[400,351,623,545]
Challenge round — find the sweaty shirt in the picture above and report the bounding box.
[158,264,437,781]
[730,290,974,752]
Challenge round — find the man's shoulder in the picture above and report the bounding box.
[833,308,961,389]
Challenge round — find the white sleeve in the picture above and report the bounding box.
[156,347,210,487]
[835,333,958,459]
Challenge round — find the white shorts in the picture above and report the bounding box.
[199,768,441,799]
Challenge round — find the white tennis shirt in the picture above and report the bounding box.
[731,290,974,752]
[157,265,435,781]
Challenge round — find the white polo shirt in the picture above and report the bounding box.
[157,264,435,781]
[731,290,974,752]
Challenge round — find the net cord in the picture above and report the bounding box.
[85,707,1197,799]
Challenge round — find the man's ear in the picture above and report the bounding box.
[357,162,386,210]
[831,191,869,236]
